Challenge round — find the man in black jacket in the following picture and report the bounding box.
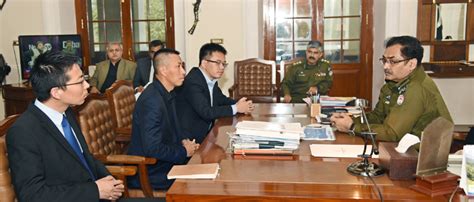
[133,40,163,92]
[176,43,254,143]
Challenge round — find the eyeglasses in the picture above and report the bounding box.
[65,75,89,87]
[379,57,413,65]
[206,59,228,68]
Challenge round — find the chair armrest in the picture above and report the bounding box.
[115,134,131,143]
[115,127,131,136]
[272,84,280,103]
[228,84,239,99]
[106,165,137,176]
[100,154,157,165]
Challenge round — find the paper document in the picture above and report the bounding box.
[310,144,379,158]
[167,163,220,180]
[303,124,335,140]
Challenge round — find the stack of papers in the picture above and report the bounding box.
[319,96,356,107]
[167,163,220,179]
[231,121,302,155]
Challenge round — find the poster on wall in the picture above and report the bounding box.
[18,34,82,80]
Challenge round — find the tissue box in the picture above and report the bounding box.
[379,142,418,180]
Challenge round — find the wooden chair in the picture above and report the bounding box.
[0,115,20,202]
[105,80,135,135]
[75,94,164,198]
[228,58,278,103]
[278,57,304,102]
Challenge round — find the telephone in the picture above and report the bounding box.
[0,54,11,84]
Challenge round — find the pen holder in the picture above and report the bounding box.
[310,103,320,118]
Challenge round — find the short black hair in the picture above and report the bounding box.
[199,43,227,66]
[385,36,424,65]
[29,51,81,102]
[153,48,180,71]
[149,40,164,49]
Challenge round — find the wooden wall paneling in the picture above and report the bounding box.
[329,68,360,97]
[74,0,91,73]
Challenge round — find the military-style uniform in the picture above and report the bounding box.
[281,59,333,103]
[353,66,452,142]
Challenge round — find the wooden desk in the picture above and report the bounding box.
[167,103,464,201]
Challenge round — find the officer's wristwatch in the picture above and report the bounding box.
[348,123,356,136]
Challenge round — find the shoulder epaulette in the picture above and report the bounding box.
[321,59,330,64]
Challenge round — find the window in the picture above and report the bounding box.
[75,0,175,67]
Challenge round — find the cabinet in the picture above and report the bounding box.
[1,83,35,117]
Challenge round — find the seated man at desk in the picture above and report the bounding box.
[280,40,333,103]
[128,48,200,190]
[89,42,136,93]
[330,35,452,141]
[176,43,254,143]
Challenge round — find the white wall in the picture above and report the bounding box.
[178,0,262,95]
[0,0,76,118]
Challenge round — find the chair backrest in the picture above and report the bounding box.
[0,114,20,202]
[75,94,120,155]
[279,57,304,81]
[105,80,135,129]
[232,58,277,102]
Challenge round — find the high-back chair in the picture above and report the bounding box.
[0,115,20,202]
[105,80,135,133]
[228,58,278,103]
[278,57,305,102]
[75,94,164,198]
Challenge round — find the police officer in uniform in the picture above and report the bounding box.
[330,36,452,142]
[281,40,333,103]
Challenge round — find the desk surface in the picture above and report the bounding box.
[167,103,463,201]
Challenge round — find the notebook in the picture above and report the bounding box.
[167,163,220,180]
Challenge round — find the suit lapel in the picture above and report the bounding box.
[97,62,108,90]
[117,59,126,80]
[194,68,212,106]
[66,109,97,175]
[144,59,152,81]
[30,105,93,175]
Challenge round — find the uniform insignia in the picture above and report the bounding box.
[397,95,404,105]
[298,71,305,77]
[321,73,326,76]
[384,95,391,104]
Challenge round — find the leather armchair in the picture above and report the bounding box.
[75,94,163,198]
[228,58,278,103]
[105,80,135,136]
[0,115,19,202]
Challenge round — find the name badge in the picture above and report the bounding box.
[397,95,404,105]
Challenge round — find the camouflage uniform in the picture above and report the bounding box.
[353,66,452,142]
[281,59,333,103]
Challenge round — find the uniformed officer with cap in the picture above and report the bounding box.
[330,35,452,142]
[280,40,333,103]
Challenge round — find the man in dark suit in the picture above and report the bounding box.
[176,43,254,143]
[133,40,163,92]
[128,48,200,190]
[7,51,124,201]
